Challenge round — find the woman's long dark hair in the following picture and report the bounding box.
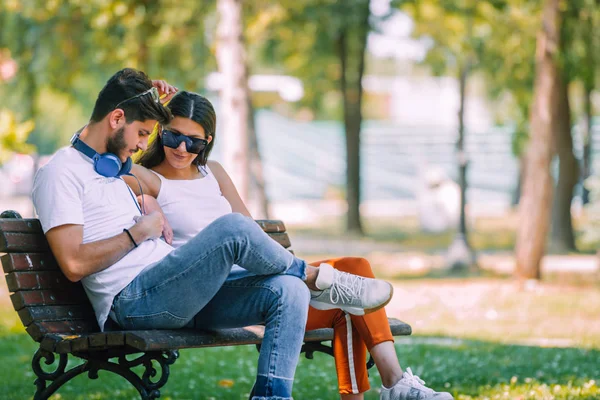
[136,91,216,169]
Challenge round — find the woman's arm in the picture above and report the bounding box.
[122,164,162,198]
[207,160,253,218]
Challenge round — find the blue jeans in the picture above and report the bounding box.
[112,213,309,400]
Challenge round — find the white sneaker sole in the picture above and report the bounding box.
[430,393,454,400]
[310,282,394,316]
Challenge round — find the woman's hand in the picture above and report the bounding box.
[137,194,174,245]
[152,80,178,104]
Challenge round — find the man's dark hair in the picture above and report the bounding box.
[90,68,172,125]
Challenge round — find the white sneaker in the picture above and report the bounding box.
[380,368,454,400]
[309,263,393,315]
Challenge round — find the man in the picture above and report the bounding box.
[32,68,393,400]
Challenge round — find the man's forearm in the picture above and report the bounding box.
[46,214,161,282]
[70,230,142,281]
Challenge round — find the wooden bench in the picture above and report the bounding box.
[0,209,412,400]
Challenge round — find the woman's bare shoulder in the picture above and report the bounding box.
[131,164,161,197]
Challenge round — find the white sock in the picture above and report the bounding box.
[314,263,335,290]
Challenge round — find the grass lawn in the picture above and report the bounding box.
[1,274,599,400]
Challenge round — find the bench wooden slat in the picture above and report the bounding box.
[106,331,126,347]
[0,219,282,247]
[0,232,50,253]
[40,333,87,354]
[6,271,73,291]
[1,253,60,273]
[125,318,411,351]
[70,332,127,353]
[56,338,75,354]
[18,305,93,326]
[126,326,265,351]
[72,336,91,352]
[0,218,43,234]
[41,318,411,354]
[40,334,65,353]
[268,232,291,249]
[26,320,99,342]
[89,332,108,348]
[40,332,127,354]
[389,318,412,336]
[0,229,285,253]
[255,220,286,233]
[10,288,88,311]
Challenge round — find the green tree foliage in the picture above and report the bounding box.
[0,110,35,164]
[248,1,356,117]
[0,0,214,154]
[477,0,540,158]
[400,0,506,78]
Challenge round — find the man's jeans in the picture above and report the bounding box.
[112,213,310,400]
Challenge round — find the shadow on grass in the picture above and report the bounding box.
[0,329,598,400]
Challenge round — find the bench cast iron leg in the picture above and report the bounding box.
[32,348,179,400]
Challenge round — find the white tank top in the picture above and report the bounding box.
[152,165,233,248]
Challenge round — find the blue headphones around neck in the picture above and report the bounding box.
[71,132,132,178]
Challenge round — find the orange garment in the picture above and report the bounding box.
[305,257,394,395]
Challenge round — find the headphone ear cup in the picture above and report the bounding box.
[118,157,133,176]
[95,154,122,177]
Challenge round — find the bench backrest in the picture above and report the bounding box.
[0,211,291,343]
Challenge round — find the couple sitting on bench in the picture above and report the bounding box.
[31,68,453,400]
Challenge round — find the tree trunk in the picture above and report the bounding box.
[580,0,596,205]
[550,78,578,251]
[582,85,593,205]
[515,0,562,280]
[457,61,469,242]
[446,60,476,270]
[337,1,369,236]
[248,96,270,219]
[216,0,250,203]
[512,157,524,206]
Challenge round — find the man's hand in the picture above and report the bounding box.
[130,211,164,243]
[137,195,173,245]
[152,80,178,104]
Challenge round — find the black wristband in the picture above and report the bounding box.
[123,228,138,248]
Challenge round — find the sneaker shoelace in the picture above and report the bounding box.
[329,271,365,306]
[402,368,435,395]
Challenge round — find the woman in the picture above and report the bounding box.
[125,85,453,400]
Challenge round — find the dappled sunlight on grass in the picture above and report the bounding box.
[392,337,600,400]
[385,279,600,349]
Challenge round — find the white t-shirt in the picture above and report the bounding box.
[153,165,248,280]
[32,146,173,330]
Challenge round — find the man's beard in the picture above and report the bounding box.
[106,126,128,159]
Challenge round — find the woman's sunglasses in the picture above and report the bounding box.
[162,129,208,154]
